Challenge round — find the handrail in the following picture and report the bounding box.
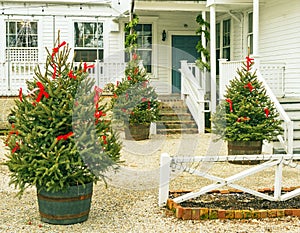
[180,60,206,133]
[256,69,293,154]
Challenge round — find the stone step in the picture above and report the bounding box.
[156,121,197,130]
[273,140,300,154]
[156,128,199,134]
[157,96,198,134]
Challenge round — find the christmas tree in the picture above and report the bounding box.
[212,57,282,142]
[5,34,121,196]
[110,14,160,137]
[111,53,160,126]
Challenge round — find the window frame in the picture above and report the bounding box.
[125,23,153,74]
[247,12,254,55]
[73,21,104,62]
[6,20,38,48]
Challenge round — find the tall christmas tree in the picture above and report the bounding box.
[5,34,121,196]
[212,57,282,142]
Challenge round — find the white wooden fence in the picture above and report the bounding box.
[159,153,300,206]
[0,60,126,96]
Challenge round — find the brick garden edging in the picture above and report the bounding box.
[166,187,300,220]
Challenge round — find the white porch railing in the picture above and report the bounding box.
[219,59,286,98]
[180,60,209,133]
[219,59,293,154]
[0,61,126,96]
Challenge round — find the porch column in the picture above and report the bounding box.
[253,0,259,59]
[210,4,216,113]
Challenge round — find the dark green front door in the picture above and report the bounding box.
[172,35,200,93]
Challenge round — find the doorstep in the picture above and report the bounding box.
[166,187,300,220]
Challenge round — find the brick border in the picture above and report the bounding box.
[166,187,300,220]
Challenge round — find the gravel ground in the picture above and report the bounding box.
[1,133,300,233]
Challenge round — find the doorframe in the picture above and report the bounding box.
[168,31,199,94]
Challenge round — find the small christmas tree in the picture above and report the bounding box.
[5,33,121,196]
[111,53,160,126]
[212,57,282,142]
[110,14,160,140]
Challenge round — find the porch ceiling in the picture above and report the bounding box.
[135,1,208,12]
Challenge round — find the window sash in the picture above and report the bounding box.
[74,22,104,48]
[6,21,38,47]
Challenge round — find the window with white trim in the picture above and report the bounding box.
[247,12,253,55]
[125,23,152,73]
[6,20,38,48]
[74,22,104,62]
[5,20,38,62]
[222,19,231,61]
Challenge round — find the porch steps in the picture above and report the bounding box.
[157,95,198,134]
[273,98,300,154]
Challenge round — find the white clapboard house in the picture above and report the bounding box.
[1,0,300,153]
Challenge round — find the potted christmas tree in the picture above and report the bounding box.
[211,57,282,164]
[110,14,160,140]
[4,34,121,224]
[111,53,160,140]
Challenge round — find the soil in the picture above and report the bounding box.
[172,192,300,210]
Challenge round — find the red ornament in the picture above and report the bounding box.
[246,56,254,71]
[52,64,57,79]
[127,76,132,81]
[264,107,270,118]
[134,67,139,75]
[132,53,138,60]
[12,142,20,153]
[102,135,108,144]
[148,101,151,110]
[83,63,95,72]
[68,70,76,79]
[226,98,233,112]
[19,88,23,102]
[52,41,66,59]
[244,82,254,92]
[36,82,49,102]
[57,132,74,141]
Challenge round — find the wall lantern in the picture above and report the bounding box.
[162,30,166,41]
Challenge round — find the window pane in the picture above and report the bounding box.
[248,12,253,33]
[216,23,220,49]
[6,21,38,47]
[137,50,152,73]
[223,47,230,60]
[223,19,230,47]
[74,22,103,48]
[74,49,103,62]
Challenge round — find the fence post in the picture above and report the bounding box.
[158,153,171,207]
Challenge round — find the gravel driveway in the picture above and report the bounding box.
[1,133,300,233]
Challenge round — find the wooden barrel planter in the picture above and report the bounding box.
[227,141,262,165]
[37,182,93,225]
[125,123,150,141]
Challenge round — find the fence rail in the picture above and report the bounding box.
[0,60,126,96]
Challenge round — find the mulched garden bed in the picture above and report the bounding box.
[176,192,300,210]
[167,187,300,220]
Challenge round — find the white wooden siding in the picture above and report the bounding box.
[259,0,300,97]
